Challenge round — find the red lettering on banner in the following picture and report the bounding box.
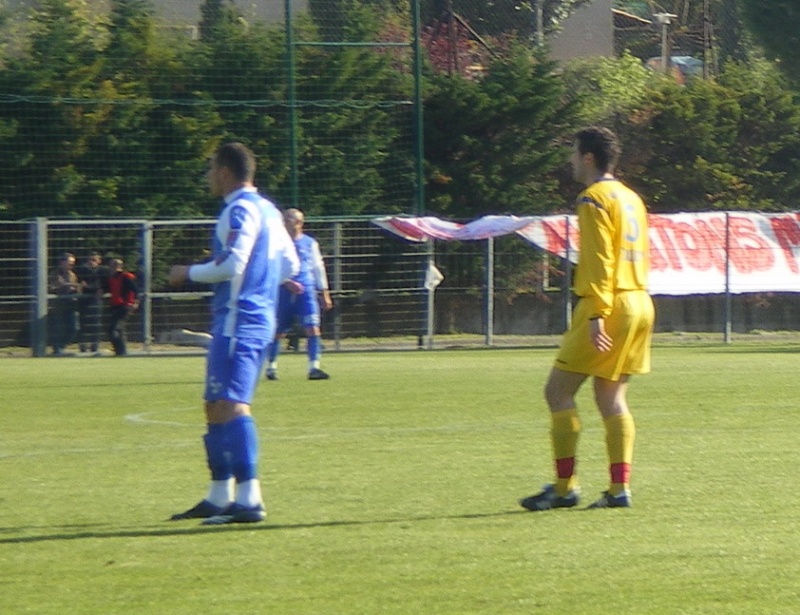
[769,215,800,274]
[648,216,682,271]
[538,214,781,276]
[542,218,578,258]
[697,218,726,271]
[673,220,715,271]
[706,217,729,272]
[648,239,668,271]
[728,216,773,273]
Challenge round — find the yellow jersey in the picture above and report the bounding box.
[574,177,649,319]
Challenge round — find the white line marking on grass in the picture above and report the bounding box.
[0,441,197,460]
[123,407,540,439]
[123,407,794,447]
[125,406,198,427]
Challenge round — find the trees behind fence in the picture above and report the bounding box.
[3,1,800,225]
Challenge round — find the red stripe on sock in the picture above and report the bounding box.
[556,457,575,479]
[610,462,630,485]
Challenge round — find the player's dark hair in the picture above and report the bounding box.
[215,142,256,183]
[574,127,621,174]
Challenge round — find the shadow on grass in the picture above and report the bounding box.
[10,380,202,390]
[0,510,529,544]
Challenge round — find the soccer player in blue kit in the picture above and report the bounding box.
[168,142,300,525]
[265,208,334,381]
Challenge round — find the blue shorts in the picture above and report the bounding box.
[204,335,269,404]
[276,286,321,333]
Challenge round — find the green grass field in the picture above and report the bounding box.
[2,345,799,614]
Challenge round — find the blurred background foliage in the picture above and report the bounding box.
[0,0,797,220]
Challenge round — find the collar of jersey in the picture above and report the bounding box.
[223,186,257,205]
[591,174,616,185]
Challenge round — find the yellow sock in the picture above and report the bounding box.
[604,413,635,496]
[551,408,581,496]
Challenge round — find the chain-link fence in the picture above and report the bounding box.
[10,217,435,356]
[0,0,423,220]
[4,215,800,357]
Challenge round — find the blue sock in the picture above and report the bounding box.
[307,335,321,362]
[267,339,280,364]
[203,423,231,481]
[225,416,259,482]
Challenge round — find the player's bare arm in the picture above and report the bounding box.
[168,265,190,287]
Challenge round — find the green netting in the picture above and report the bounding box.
[0,0,422,220]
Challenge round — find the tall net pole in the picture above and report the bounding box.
[412,0,425,215]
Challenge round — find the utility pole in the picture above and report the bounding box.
[446,0,458,74]
[702,0,716,78]
[653,12,677,74]
[531,0,544,47]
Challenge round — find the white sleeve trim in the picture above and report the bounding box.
[310,239,329,290]
[188,202,258,284]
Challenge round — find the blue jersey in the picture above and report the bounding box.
[292,233,326,292]
[274,232,329,333]
[189,188,299,340]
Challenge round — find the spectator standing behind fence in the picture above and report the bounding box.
[520,126,654,512]
[48,252,82,356]
[76,251,105,355]
[167,141,300,525]
[104,258,139,357]
[265,208,334,381]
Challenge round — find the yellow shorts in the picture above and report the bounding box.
[555,290,654,381]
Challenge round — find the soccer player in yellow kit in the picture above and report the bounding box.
[521,126,654,511]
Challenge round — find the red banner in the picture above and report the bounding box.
[373,213,800,295]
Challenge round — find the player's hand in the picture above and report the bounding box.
[168,265,190,287]
[589,318,613,352]
[284,280,304,295]
[320,290,333,311]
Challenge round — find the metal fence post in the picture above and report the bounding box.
[140,221,153,351]
[485,237,494,346]
[332,221,342,352]
[426,239,435,349]
[31,217,48,357]
[724,211,732,343]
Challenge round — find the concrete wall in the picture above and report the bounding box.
[4,0,307,25]
[548,0,614,62]
[435,291,800,336]
[3,292,800,350]
[154,0,306,25]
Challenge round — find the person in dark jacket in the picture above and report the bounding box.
[76,251,106,354]
[104,258,139,356]
[48,252,82,356]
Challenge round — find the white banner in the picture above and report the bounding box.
[373,212,800,295]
